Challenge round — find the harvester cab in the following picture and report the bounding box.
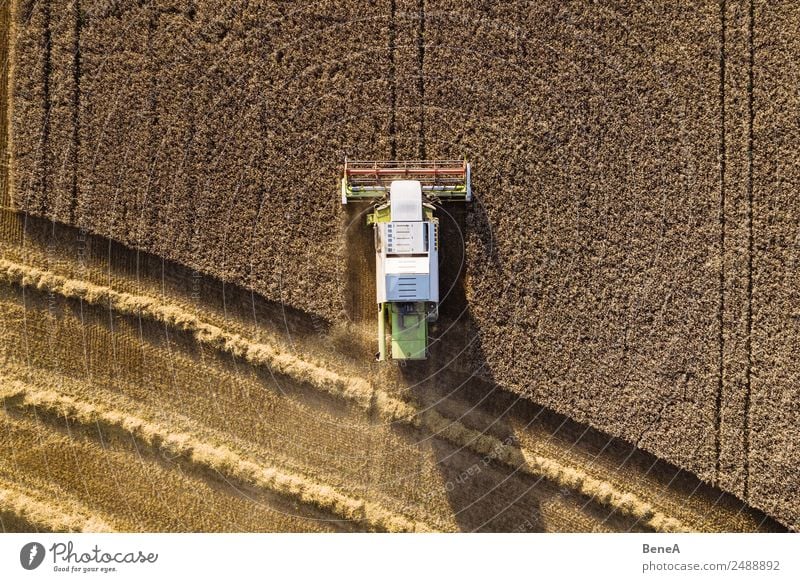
[341,159,472,361]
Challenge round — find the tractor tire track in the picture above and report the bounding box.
[38,0,51,216]
[714,0,727,483]
[742,0,754,500]
[415,0,425,159]
[68,0,80,223]
[388,0,397,158]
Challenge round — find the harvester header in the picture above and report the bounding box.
[341,159,471,204]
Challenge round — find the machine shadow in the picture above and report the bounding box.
[395,203,562,532]
[343,199,553,530]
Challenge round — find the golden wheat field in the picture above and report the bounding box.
[1,0,796,533]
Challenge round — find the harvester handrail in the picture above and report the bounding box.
[345,159,465,165]
[345,159,465,181]
[341,158,472,203]
[346,159,464,170]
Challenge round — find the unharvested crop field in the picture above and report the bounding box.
[2,0,797,531]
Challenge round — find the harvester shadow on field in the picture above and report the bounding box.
[392,203,555,531]
[343,199,557,530]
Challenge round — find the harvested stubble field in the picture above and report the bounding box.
[2,0,797,531]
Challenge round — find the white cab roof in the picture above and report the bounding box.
[390,181,423,222]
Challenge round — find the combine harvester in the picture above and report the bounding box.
[341,159,472,361]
